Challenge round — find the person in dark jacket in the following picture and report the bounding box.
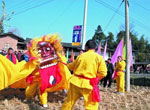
[1,50,6,56]
[103,58,114,88]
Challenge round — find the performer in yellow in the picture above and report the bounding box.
[62,39,107,110]
[114,56,126,95]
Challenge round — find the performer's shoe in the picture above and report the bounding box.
[80,97,84,100]
[117,92,124,95]
[23,99,28,102]
[43,104,48,108]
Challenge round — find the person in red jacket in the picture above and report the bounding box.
[6,48,17,64]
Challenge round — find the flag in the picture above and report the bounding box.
[122,38,133,67]
[66,49,69,62]
[70,50,75,62]
[129,39,133,67]
[97,42,101,55]
[103,41,107,60]
[111,38,123,65]
[123,44,126,60]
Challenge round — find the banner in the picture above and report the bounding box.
[72,25,82,46]
[111,38,123,65]
[129,39,133,67]
[97,42,101,55]
[111,38,133,67]
[103,41,107,60]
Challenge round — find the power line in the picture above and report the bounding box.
[10,0,55,17]
[6,0,34,13]
[95,0,150,33]
[46,0,76,31]
[130,0,150,11]
[6,0,42,15]
[6,0,41,19]
[102,0,124,32]
[95,0,124,16]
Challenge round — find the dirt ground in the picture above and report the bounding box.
[0,84,150,110]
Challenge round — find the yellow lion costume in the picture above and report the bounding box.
[0,34,71,107]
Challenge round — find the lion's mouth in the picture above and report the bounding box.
[39,55,58,69]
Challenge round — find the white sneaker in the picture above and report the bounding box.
[23,99,27,102]
[43,104,48,108]
[63,89,68,94]
[117,92,124,95]
[80,97,84,100]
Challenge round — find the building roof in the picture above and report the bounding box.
[62,42,82,50]
[25,38,32,43]
[0,32,25,41]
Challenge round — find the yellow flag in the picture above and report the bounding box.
[123,45,126,60]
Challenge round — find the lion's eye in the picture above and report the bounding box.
[47,47,50,51]
[38,50,42,53]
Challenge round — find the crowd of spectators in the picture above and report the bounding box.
[0,48,29,62]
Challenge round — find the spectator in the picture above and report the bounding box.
[21,51,29,62]
[17,51,22,62]
[6,48,17,64]
[103,58,114,88]
[1,50,7,56]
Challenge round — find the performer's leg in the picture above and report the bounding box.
[61,84,81,110]
[82,88,99,110]
[103,76,108,87]
[118,74,125,93]
[108,74,112,88]
[25,82,38,100]
[116,76,120,92]
[39,89,48,105]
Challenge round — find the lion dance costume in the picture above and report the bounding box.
[0,34,71,107]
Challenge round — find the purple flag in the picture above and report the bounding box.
[103,41,107,60]
[111,38,123,65]
[97,43,101,55]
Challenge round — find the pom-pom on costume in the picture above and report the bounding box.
[62,50,107,110]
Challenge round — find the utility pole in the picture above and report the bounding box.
[125,0,130,91]
[82,0,88,50]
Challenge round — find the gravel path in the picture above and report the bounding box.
[0,84,150,110]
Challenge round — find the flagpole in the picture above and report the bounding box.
[125,0,130,91]
[82,0,88,50]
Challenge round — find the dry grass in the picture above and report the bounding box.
[0,84,150,110]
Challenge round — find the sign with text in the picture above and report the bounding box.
[72,25,82,46]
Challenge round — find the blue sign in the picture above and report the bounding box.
[72,25,82,46]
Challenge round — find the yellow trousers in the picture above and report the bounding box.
[116,72,125,93]
[62,83,98,110]
[25,82,47,105]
